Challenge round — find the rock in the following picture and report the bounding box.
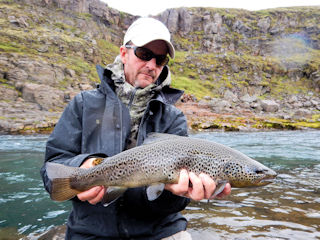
[293,108,313,119]
[160,9,179,33]
[213,100,232,111]
[251,102,262,112]
[310,71,320,90]
[0,85,19,101]
[240,94,257,103]
[65,68,76,78]
[88,0,109,18]
[21,83,65,111]
[288,68,303,81]
[11,59,65,86]
[232,20,252,37]
[178,8,192,34]
[292,101,303,108]
[239,101,251,109]
[79,83,93,91]
[158,8,192,34]
[288,95,298,104]
[180,94,197,103]
[260,99,279,112]
[311,99,319,106]
[204,22,219,34]
[213,13,223,26]
[224,90,238,102]
[8,16,29,28]
[37,45,49,53]
[257,17,271,33]
[198,100,209,107]
[231,63,239,73]
[303,101,312,108]
[6,67,28,82]
[207,98,219,107]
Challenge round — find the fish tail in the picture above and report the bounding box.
[46,162,82,202]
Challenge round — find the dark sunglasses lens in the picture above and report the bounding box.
[135,47,153,61]
[156,56,169,66]
[134,47,169,66]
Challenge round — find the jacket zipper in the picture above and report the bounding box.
[136,99,157,146]
[117,88,138,152]
[117,97,123,153]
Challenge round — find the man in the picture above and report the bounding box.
[41,17,231,239]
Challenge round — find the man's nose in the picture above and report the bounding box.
[145,57,157,69]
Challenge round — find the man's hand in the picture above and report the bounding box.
[77,158,105,205]
[165,169,231,200]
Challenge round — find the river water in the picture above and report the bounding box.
[0,131,319,239]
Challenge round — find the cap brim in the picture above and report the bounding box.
[132,37,175,59]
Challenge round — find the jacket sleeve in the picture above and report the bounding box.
[123,106,190,216]
[40,93,106,194]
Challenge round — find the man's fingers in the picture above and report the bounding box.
[80,158,96,169]
[77,186,104,203]
[216,183,231,198]
[165,170,232,201]
[88,186,106,204]
[165,169,189,196]
[187,172,204,201]
[199,173,216,199]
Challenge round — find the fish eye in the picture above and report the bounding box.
[255,170,265,174]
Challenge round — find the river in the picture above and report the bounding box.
[0,131,319,239]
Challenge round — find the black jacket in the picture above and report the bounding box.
[40,65,190,239]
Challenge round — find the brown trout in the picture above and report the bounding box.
[46,133,277,202]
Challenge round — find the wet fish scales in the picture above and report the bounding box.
[46,133,277,202]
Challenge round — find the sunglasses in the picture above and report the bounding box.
[125,45,169,66]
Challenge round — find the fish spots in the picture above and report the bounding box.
[73,135,276,190]
[167,169,176,181]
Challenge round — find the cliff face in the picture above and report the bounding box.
[158,7,320,52]
[156,7,320,98]
[0,0,319,133]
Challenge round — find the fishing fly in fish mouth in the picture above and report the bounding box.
[46,133,277,204]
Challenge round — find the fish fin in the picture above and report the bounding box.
[146,183,165,201]
[46,162,82,202]
[102,187,127,207]
[209,180,228,200]
[143,133,185,145]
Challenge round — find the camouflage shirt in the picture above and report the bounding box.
[106,56,172,149]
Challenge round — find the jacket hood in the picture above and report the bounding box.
[104,55,172,91]
[96,58,184,105]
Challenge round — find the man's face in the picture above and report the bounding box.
[120,40,168,88]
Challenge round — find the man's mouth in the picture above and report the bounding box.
[140,70,155,79]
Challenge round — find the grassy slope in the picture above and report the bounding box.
[0,1,319,132]
[1,1,319,100]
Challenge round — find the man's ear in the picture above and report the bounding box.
[120,46,127,64]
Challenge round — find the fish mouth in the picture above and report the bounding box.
[260,178,275,184]
[258,174,277,185]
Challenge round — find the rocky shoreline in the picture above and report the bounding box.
[0,92,319,135]
[178,93,320,132]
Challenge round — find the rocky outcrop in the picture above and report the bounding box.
[158,7,319,50]
[198,93,320,116]
[38,0,136,26]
